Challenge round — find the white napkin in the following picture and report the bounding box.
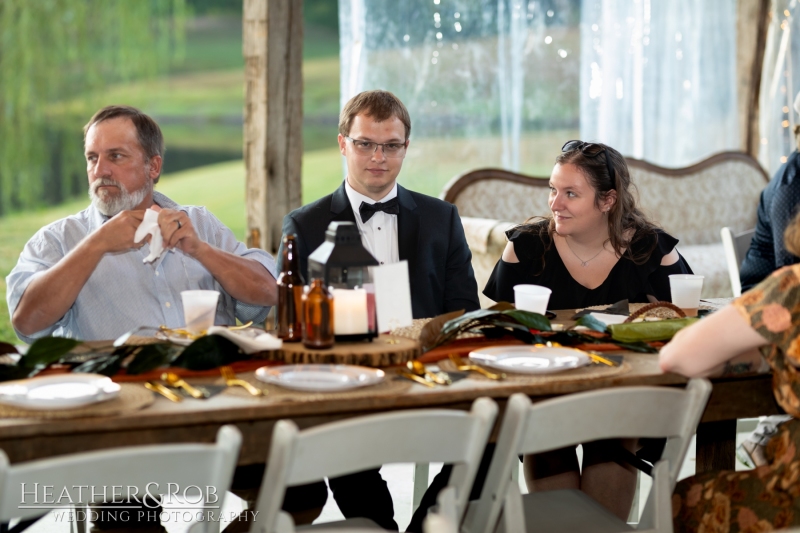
[206,326,283,354]
[134,209,165,263]
[573,312,628,331]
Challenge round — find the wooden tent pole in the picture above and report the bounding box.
[737,0,771,158]
[243,0,304,254]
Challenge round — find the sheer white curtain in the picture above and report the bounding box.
[338,0,739,196]
[579,0,739,166]
[339,0,581,196]
[759,0,800,177]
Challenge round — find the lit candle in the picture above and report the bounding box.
[332,288,369,335]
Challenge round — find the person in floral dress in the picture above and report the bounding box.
[660,213,800,532]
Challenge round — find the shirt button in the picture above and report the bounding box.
[165,302,171,308]
[155,271,160,276]
[380,261,384,264]
[378,227,381,230]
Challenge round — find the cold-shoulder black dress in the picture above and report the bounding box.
[483,221,693,308]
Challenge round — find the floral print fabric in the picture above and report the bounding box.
[673,264,800,532]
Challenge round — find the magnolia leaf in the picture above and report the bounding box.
[501,310,552,331]
[615,341,658,353]
[23,338,81,369]
[479,326,536,343]
[126,345,178,375]
[0,342,18,355]
[73,354,124,377]
[419,310,465,352]
[609,318,698,343]
[575,315,608,333]
[488,301,516,311]
[173,335,245,370]
[0,365,35,382]
[441,309,495,335]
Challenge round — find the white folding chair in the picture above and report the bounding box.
[720,226,755,296]
[254,397,498,533]
[465,379,711,533]
[423,486,459,533]
[0,426,241,533]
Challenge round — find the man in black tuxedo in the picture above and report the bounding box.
[283,91,479,319]
[281,90,480,529]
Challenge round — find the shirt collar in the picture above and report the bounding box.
[344,178,398,217]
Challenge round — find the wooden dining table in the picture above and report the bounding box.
[0,308,783,482]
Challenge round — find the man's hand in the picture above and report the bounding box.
[90,210,147,254]
[12,209,148,336]
[157,207,205,257]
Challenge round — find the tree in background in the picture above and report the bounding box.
[0,0,186,215]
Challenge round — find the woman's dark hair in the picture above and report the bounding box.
[522,141,659,272]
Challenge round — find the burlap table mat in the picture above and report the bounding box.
[0,383,154,419]
[438,358,631,383]
[218,370,413,402]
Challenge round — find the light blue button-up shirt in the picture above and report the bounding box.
[6,192,276,343]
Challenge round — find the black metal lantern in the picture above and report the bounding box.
[308,222,378,341]
[308,222,378,287]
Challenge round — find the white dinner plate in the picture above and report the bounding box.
[0,373,121,410]
[468,346,591,375]
[255,364,385,391]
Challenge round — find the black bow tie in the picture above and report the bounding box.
[358,198,400,223]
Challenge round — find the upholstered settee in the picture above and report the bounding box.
[441,152,769,308]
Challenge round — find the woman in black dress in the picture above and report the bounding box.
[484,141,691,309]
[484,140,693,520]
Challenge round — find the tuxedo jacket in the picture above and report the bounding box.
[281,182,480,319]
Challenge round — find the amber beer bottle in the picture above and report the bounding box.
[277,234,305,341]
[302,278,334,349]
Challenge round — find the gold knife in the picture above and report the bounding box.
[145,381,183,402]
[587,352,617,366]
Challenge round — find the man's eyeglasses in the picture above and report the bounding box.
[345,136,408,158]
[561,140,616,186]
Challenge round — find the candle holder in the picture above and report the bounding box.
[308,222,378,342]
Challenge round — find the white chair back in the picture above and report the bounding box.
[721,226,755,296]
[465,379,711,533]
[0,426,241,533]
[255,397,498,533]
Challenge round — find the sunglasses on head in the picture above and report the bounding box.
[561,140,616,186]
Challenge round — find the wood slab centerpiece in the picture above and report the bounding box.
[272,335,420,367]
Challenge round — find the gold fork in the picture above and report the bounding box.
[158,321,253,340]
[448,354,506,380]
[220,366,265,396]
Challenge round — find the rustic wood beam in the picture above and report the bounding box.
[736,0,771,158]
[243,0,304,254]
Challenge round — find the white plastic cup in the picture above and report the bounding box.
[513,284,552,315]
[668,275,704,317]
[181,290,220,333]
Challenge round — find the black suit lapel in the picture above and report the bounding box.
[397,185,419,274]
[330,181,358,223]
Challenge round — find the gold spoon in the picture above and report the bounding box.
[407,360,451,385]
[448,354,506,380]
[220,366,266,396]
[161,372,208,399]
[397,370,436,388]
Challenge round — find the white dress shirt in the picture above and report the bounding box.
[344,178,399,266]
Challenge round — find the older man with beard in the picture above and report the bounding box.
[7,105,278,342]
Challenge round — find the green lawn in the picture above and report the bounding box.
[0,148,342,344]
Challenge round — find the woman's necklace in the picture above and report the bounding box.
[564,237,605,267]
